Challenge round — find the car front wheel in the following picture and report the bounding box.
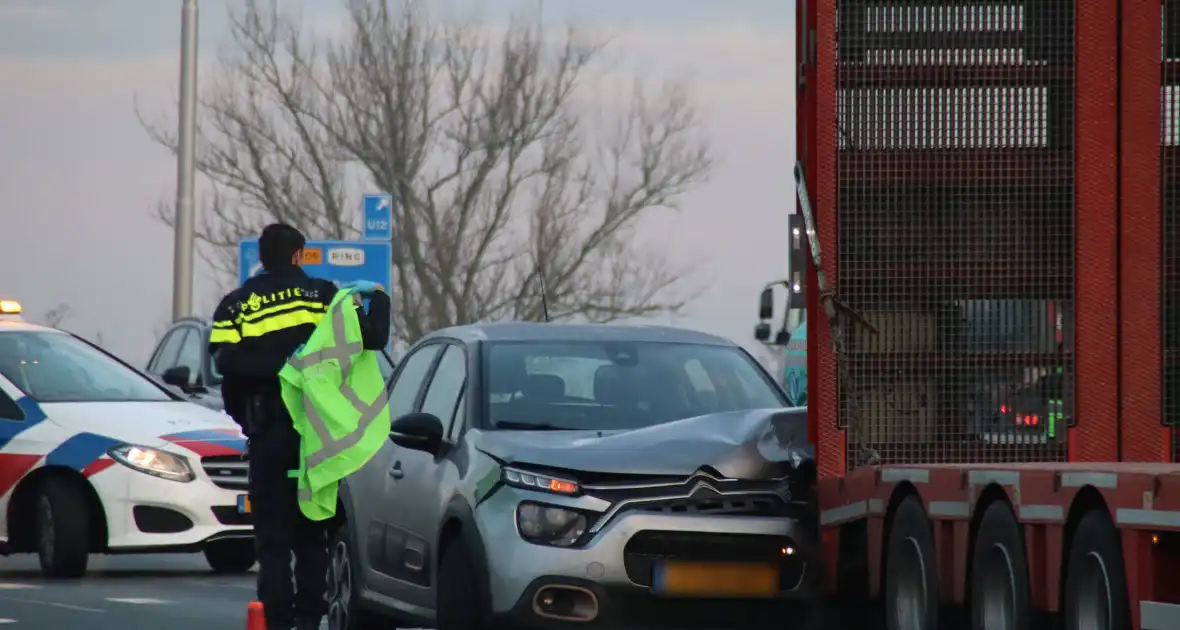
[204,538,256,573]
[436,539,488,630]
[35,477,91,578]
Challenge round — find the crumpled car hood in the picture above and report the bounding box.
[471,407,812,478]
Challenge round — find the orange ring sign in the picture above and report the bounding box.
[302,248,323,265]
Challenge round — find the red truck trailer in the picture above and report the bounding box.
[794,1,1180,629]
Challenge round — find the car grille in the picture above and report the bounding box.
[581,466,800,499]
[622,531,806,590]
[633,495,792,518]
[202,455,248,490]
[580,469,803,532]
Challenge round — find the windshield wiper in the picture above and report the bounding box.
[494,421,569,431]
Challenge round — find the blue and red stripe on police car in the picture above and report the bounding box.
[0,397,246,498]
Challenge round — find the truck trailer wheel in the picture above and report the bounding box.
[884,495,939,630]
[1063,510,1129,630]
[970,502,1030,630]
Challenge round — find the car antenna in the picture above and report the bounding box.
[539,271,552,323]
[530,252,552,323]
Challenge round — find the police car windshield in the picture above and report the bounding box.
[0,331,172,403]
[483,341,785,431]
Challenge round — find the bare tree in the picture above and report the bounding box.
[141,0,712,342]
[41,303,73,329]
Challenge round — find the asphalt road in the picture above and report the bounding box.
[0,553,262,629]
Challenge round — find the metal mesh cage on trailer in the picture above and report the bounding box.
[835,0,1074,468]
[1164,0,1180,461]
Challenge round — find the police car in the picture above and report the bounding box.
[0,300,253,578]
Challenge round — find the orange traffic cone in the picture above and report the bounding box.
[246,601,266,630]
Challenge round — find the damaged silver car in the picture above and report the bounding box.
[331,323,819,630]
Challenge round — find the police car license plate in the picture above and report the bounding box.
[237,494,252,514]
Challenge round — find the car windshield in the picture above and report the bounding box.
[0,331,173,403]
[484,341,786,431]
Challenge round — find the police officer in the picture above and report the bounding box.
[209,223,391,630]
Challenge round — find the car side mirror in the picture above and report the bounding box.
[162,366,192,389]
[389,412,444,455]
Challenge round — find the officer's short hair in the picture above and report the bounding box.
[259,223,307,270]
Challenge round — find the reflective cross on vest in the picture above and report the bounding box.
[278,289,391,520]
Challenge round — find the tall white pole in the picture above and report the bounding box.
[172,0,199,321]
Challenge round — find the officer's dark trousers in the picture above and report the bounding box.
[248,419,332,630]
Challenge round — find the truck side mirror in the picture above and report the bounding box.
[758,287,774,321]
[754,322,772,342]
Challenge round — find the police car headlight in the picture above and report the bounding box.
[108,445,195,483]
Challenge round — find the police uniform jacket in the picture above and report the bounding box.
[208,266,391,434]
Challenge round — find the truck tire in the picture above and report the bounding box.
[204,539,256,573]
[969,501,1030,630]
[35,477,91,578]
[1064,510,1130,630]
[884,495,939,630]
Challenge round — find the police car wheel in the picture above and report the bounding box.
[436,540,486,630]
[35,477,90,578]
[204,539,257,573]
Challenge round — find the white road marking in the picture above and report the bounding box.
[0,619,16,624]
[0,595,103,613]
[105,598,172,604]
[0,584,37,590]
[180,579,255,590]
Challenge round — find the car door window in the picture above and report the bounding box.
[173,328,202,384]
[150,329,187,374]
[387,345,442,418]
[449,391,466,440]
[420,345,467,437]
[206,328,223,385]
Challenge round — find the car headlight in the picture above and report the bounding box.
[502,466,579,495]
[516,502,588,547]
[107,445,195,483]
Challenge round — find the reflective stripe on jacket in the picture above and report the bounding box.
[278,289,391,520]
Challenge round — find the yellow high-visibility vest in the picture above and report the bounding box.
[278,289,391,520]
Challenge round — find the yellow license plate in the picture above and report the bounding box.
[237,495,252,514]
[655,561,779,597]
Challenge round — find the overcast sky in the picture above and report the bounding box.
[0,0,795,364]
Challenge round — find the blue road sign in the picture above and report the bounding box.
[239,239,394,350]
[362,193,393,240]
[238,239,392,291]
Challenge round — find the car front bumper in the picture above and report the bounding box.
[97,461,251,551]
[475,486,819,629]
